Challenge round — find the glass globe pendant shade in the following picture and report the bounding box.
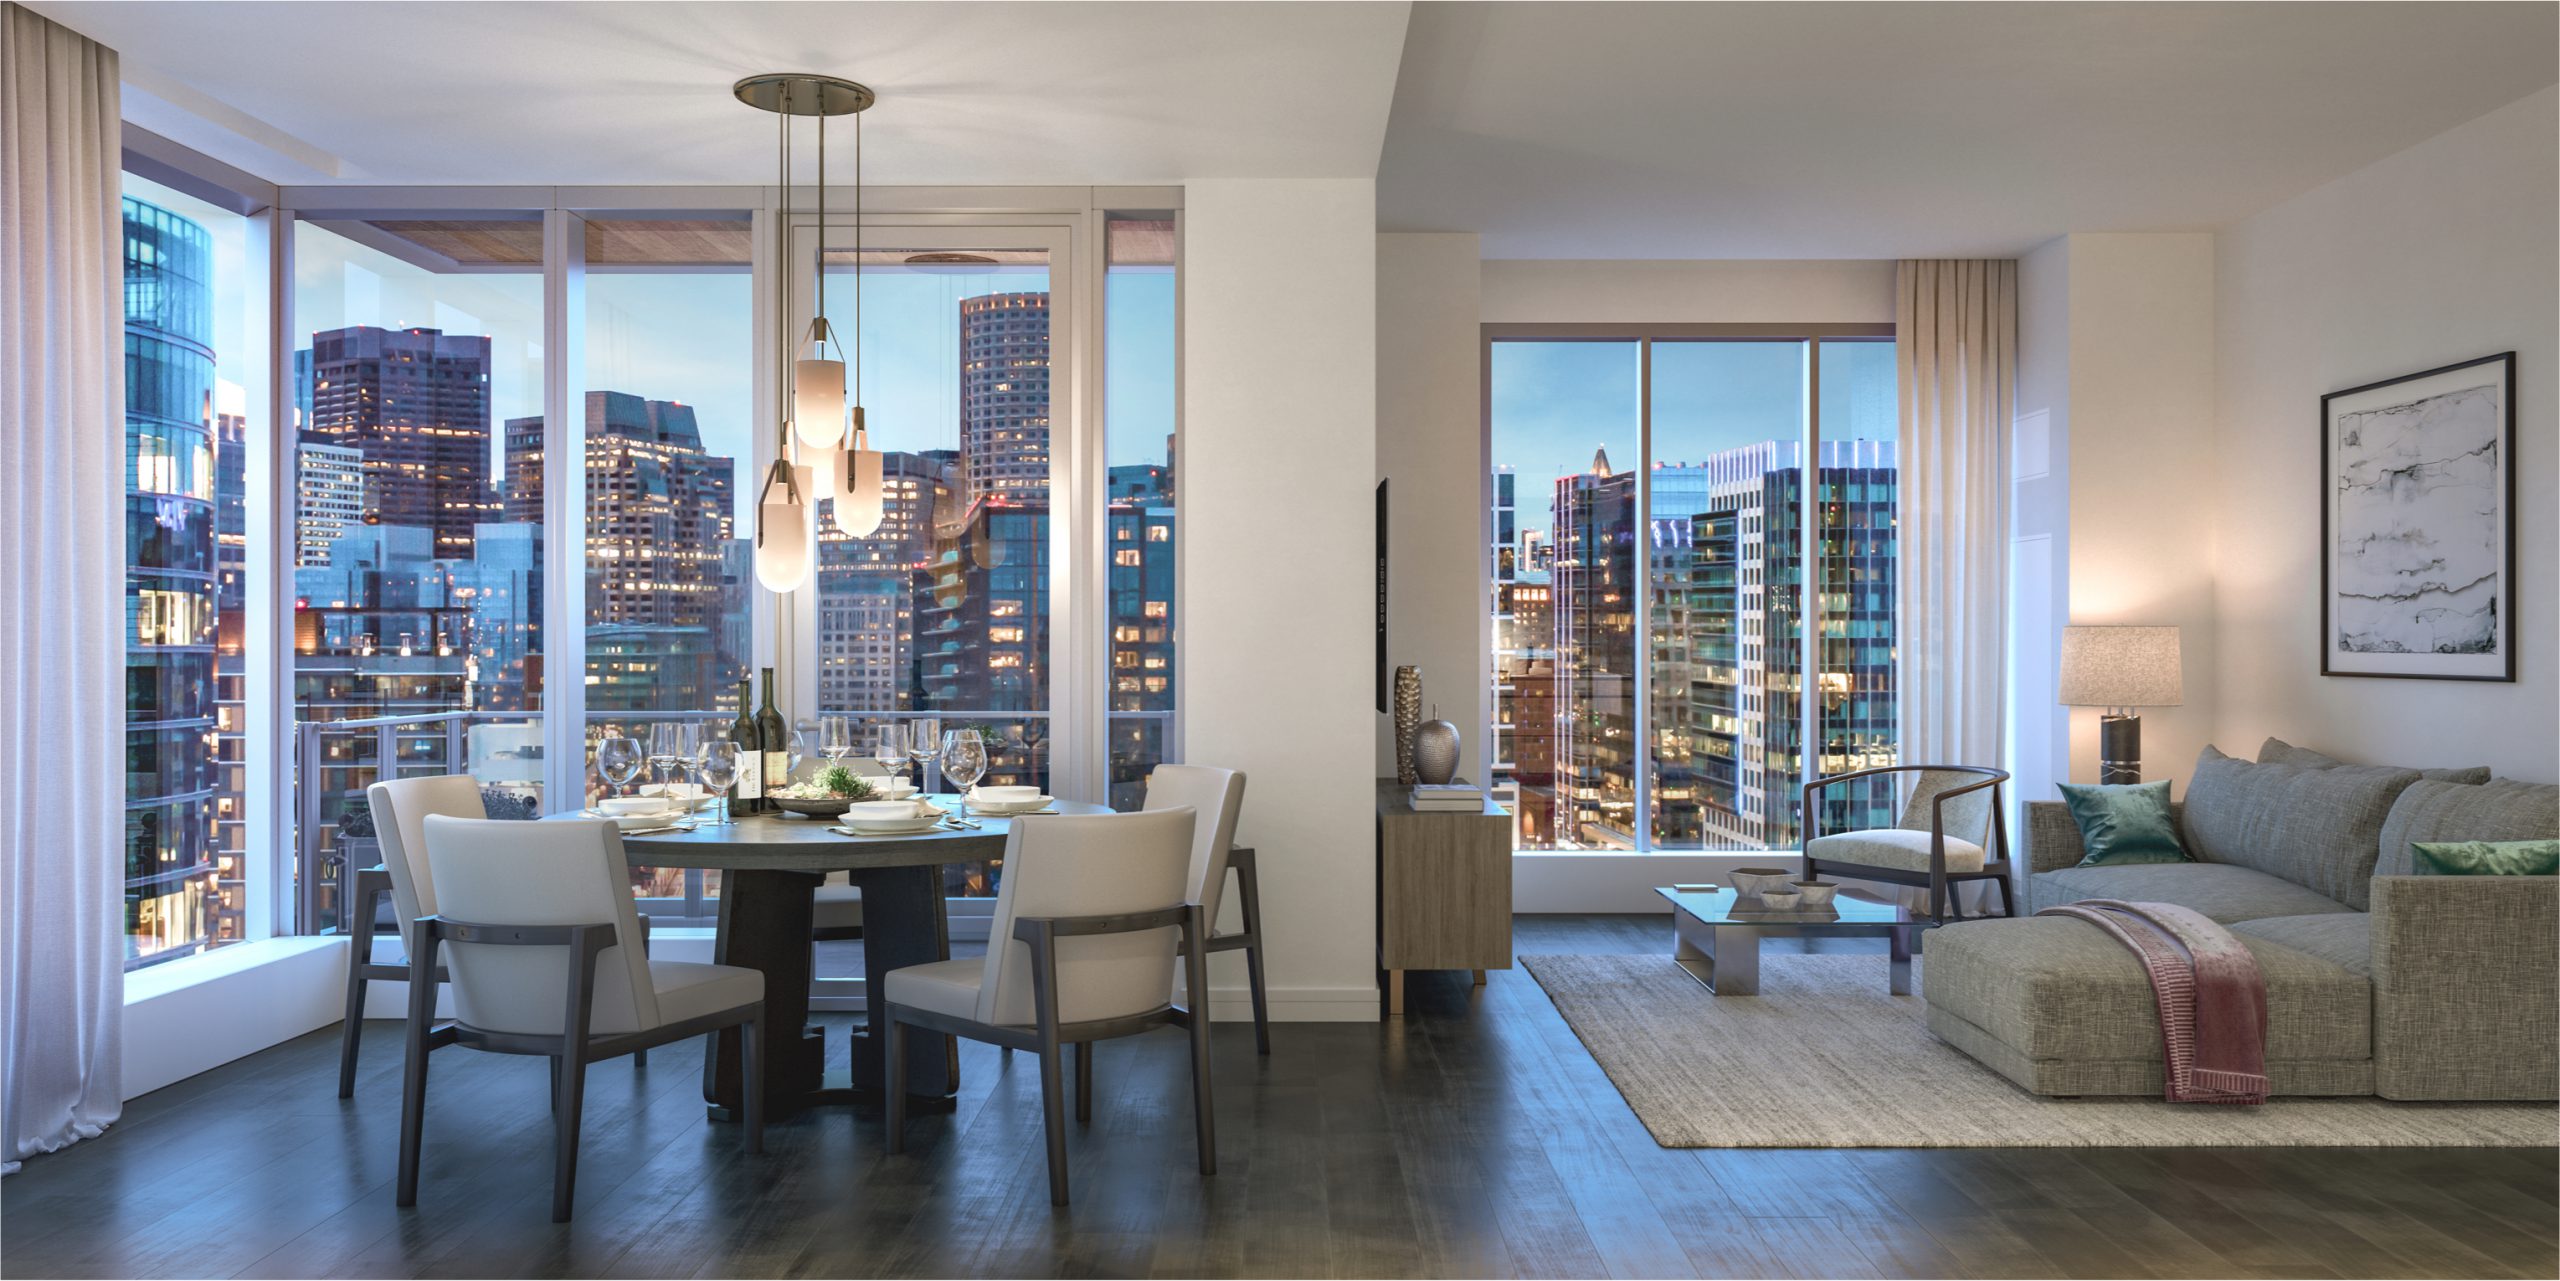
[836,415,885,537]
[792,354,846,450]
[801,437,842,535]
[752,459,812,592]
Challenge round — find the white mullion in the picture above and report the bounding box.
[250,204,291,939]
[1632,338,1653,853]
[1799,339,1823,846]
[1058,206,1103,805]
[540,210,590,808]
[1168,208,1187,773]
[751,207,786,708]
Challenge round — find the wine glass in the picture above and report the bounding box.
[866,723,904,787]
[906,717,943,794]
[596,736,642,800]
[646,722,685,795]
[786,721,812,782]
[694,741,740,826]
[940,729,988,824]
[820,714,854,770]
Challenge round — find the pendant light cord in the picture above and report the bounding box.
[853,107,863,411]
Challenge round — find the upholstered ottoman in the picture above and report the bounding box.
[1922,917,2374,1096]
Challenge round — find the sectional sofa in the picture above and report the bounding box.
[1922,743,2558,1100]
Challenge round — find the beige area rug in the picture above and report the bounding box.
[1522,953,2559,1148]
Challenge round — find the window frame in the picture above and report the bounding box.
[1479,322,1895,856]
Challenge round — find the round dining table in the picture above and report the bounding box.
[558,797,1112,1119]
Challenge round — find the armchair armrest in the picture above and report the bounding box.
[2368,875,2558,1101]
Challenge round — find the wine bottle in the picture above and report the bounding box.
[757,667,790,799]
[731,678,763,817]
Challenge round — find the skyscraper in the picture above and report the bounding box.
[818,450,954,712]
[294,443,364,566]
[1550,446,1637,848]
[1106,467,1175,810]
[122,195,222,966]
[958,292,1051,503]
[501,391,738,710]
[298,326,496,561]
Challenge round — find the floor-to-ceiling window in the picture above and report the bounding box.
[120,173,266,967]
[1103,214,1178,811]
[290,217,545,930]
[1487,329,1898,853]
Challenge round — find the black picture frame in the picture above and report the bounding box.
[2318,351,2517,682]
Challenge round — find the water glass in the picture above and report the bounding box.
[871,724,909,787]
[940,729,988,821]
[596,736,643,798]
[820,714,854,767]
[647,722,686,791]
[694,741,740,826]
[906,717,943,792]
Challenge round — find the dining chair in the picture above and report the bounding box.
[880,807,1209,1206]
[398,815,766,1222]
[347,777,652,1099]
[1143,765,1262,1052]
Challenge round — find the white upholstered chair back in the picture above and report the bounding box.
[1143,765,1246,923]
[974,808,1197,1027]
[366,775,485,953]
[421,815,661,1037]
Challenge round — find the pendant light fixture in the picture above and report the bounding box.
[836,101,887,538]
[737,72,874,591]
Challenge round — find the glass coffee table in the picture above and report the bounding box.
[1655,884,1917,996]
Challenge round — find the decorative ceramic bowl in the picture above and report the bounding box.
[974,785,1042,805]
[1729,867,1794,897]
[1791,880,1840,909]
[772,795,856,819]
[1756,889,1803,911]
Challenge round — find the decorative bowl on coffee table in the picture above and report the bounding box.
[1729,867,1793,897]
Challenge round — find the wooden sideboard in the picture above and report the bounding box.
[1375,779,1513,1015]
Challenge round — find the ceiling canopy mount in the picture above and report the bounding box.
[732,73,875,117]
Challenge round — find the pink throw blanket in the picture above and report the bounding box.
[2036,898,2270,1105]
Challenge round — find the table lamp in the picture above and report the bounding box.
[2058,625,2183,784]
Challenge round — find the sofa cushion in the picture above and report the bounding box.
[2030,861,2356,923]
[2228,913,2372,978]
[1925,917,2372,1068]
[2375,779,2560,877]
[2257,737,2491,785]
[1808,828,1985,874]
[2183,745,2420,911]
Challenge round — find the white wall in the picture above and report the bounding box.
[2061,234,2220,789]
[1184,179,1382,1017]
[1481,259,1894,324]
[2212,87,2559,782]
[2010,239,2072,815]
[1375,233,1485,781]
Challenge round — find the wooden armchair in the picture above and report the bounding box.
[1801,765,2014,924]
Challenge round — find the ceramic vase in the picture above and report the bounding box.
[1414,713,1460,785]
[1392,665,1423,784]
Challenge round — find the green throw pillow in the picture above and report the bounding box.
[2058,779,2189,866]
[2408,839,2560,877]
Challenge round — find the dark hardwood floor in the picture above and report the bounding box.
[6,915,2553,1279]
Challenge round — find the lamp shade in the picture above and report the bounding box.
[836,421,884,537]
[753,461,812,593]
[792,357,846,450]
[801,438,841,534]
[2058,625,2183,707]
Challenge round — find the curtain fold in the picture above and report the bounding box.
[1894,259,2016,912]
[2,1,126,1170]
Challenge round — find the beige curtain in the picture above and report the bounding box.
[1894,260,2015,913]
[2,1,125,1169]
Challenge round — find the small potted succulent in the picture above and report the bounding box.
[771,763,878,819]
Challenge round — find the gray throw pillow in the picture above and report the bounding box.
[2184,745,2421,910]
[2256,736,2491,785]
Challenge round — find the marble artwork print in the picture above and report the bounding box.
[2321,353,2515,681]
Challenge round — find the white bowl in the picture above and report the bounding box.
[973,785,1043,805]
[844,799,931,824]
[970,793,1055,815]
[874,778,919,799]
[598,797,677,817]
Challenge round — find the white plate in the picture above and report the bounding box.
[836,815,946,836]
[581,808,685,830]
[969,795,1055,815]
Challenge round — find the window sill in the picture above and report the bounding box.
[124,935,341,1005]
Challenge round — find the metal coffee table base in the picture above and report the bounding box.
[1672,909,1913,996]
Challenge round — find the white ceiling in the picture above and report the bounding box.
[34,1,1413,186]
[1379,2,2560,258]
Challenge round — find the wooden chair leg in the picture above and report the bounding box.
[337,945,369,1100]
[1074,1041,1093,1124]
[1994,873,2018,918]
[884,1009,908,1154]
[1035,1042,1069,1205]
[1237,855,1272,1055]
[739,1011,764,1156]
[394,946,438,1209]
[551,1055,586,1223]
[1184,912,1217,1177]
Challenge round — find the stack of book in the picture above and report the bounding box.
[1408,782,1486,812]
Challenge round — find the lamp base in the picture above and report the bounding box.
[2098,714,2143,785]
